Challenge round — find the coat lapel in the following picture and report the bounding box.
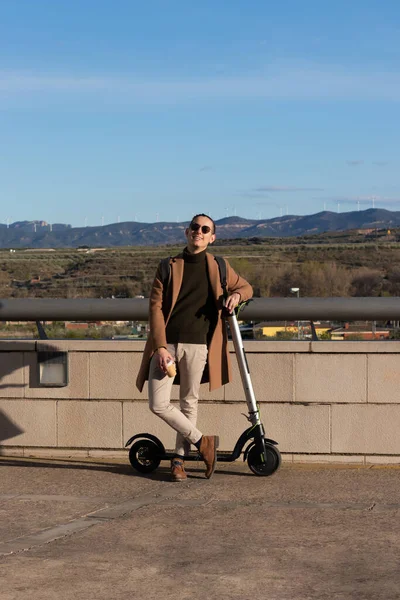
[168,257,184,321]
[206,253,221,304]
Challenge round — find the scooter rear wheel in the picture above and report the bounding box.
[247,441,281,476]
[129,439,161,474]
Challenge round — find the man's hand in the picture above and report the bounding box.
[155,347,174,374]
[225,292,241,314]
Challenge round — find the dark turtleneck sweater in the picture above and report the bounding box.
[166,248,216,344]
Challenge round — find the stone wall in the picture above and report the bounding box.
[1,339,400,464]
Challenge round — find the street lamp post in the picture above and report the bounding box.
[290,287,300,339]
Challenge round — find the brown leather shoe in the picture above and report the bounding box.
[199,435,219,479]
[171,458,187,482]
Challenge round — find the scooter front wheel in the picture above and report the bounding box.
[129,439,161,474]
[247,441,281,476]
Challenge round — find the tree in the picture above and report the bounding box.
[351,268,384,297]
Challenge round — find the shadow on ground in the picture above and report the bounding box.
[0,455,254,481]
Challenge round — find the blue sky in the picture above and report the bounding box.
[1,0,399,227]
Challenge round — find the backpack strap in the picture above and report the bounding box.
[159,256,171,289]
[214,255,228,299]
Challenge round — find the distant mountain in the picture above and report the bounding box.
[0,209,398,248]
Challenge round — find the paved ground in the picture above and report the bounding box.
[1,455,400,600]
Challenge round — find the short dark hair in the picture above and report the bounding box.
[189,213,216,234]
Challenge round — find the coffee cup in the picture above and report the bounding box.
[166,360,176,378]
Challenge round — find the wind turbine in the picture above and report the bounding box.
[255,201,268,220]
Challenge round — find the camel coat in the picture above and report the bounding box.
[136,251,253,392]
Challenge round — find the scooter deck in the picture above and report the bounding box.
[164,450,238,462]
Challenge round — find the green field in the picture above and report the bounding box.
[1,231,400,299]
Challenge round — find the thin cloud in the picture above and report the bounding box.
[234,190,269,199]
[199,165,213,172]
[1,63,400,106]
[346,160,364,167]
[0,73,108,92]
[373,161,389,166]
[254,185,324,192]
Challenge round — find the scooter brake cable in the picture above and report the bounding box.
[235,301,248,319]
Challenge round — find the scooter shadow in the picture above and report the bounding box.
[0,457,253,480]
[137,466,254,481]
[0,456,135,476]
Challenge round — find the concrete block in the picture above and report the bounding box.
[23,448,90,459]
[0,447,24,457]
[281,454,294,463]
[293,454,365,464]
[0,352,25,398]
[88,449,127,460]
[265,403,330,453]
[57,401,123,448]
[36,340,147,352]
[89,353,137,399]
[229,341,311,353]
[311,341,400,354]
[368,354,400,403]
[332,405,400,454]
[296,354,366,403]
[365,456,400,465]
[224,352,294,402]
[25,352,89,399]
[0,400,56,446]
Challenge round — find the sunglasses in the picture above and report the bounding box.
[190,222,212,234]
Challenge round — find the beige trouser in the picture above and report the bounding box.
[148,343,208,456]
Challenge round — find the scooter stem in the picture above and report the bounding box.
[226,311,261,427]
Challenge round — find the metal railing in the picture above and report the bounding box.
[0,297,400,322]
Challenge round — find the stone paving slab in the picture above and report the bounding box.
[0,455,157,499]
[0,456,400,600]
[0,496,107,543]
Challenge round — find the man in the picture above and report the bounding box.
[136,214,253,481]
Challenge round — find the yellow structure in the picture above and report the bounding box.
[255,322,331,338]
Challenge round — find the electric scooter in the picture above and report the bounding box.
[125,306,281,476]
